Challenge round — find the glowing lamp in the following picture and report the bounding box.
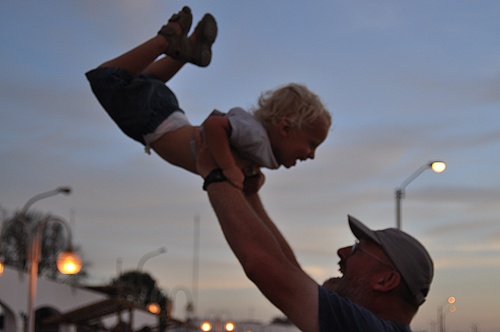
[200,321,212,331]
[57,250,82,274]
[431,161,446,173]
[147,302,161,314]
[224,321,235,331]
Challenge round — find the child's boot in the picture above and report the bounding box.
[187,13,218,67]
[158,7,193,62]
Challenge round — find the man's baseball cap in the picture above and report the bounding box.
[348,215,434,305]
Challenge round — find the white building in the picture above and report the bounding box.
[0,265,169,332]
[0,266,299,332]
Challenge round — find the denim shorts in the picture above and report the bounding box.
[86,67,184,145]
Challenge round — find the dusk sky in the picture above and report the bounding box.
[1,1,500,331]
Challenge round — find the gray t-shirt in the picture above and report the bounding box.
[226,107,279,169]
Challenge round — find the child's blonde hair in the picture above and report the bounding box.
[252,83,331,129]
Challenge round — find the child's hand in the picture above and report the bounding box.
[243,171,265,193]
[222,166,245,190]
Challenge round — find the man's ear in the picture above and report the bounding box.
[372,270,401,292]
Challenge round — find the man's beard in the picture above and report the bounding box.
[335,271,372,305]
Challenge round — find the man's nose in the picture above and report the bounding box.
[337,246,352,260]
[308,149,316,159]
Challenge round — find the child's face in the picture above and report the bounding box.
[271,116,329,168]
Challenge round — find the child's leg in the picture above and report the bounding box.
[142,56,185,83]
[98,6,192,78]
[142,12,218,82]
[98,36,172,77]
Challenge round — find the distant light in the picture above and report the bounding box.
[431,161,446,173]
[0,260,4,275]
[57,251,82,274]
[449,305,457,313]
[147,302,161,314]
[447,296,456,304]
[200,321,212,331]
[225,321,235,332]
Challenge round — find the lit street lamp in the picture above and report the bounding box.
[2,186,73,275]
[0,187,72,274]
[438,296,456,332]
[201,310,234,332]
[200,320,235,332]
[27,215,82,332]
[146,287,162,314]
[135,247,167,321]
[395,161,446,229]
[15,187,77,332]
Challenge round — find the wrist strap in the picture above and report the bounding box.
[203,169,227,191]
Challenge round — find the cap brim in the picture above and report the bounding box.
[348,215,381,245]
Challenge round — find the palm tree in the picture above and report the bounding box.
[0,209,87,283]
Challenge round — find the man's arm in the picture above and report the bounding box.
[243,191,301,268]
[206,181,319,332]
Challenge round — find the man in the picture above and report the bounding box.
[200,168,434,332]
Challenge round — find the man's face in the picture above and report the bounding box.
[334,239,394,303]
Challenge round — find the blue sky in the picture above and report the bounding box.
[1,1,500,331]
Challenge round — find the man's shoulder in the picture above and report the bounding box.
[317,286,411,332]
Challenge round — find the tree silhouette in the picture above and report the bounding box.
[111,270,170,332]
[111,270,168,309]
[0,209,87,283]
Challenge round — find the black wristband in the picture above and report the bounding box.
[203,168,227,191]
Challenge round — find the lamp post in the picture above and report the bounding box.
[437,296,456,332]
[2,186,72,273]
[169,286,194,321]
[0,187,73,274]
[137,247,167,271]
[135,247,167,323]
[20,187,72,215]
[16,187,77,332]
[395,161,446,229]
[27,215,82,332]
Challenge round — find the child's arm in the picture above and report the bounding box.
[202,115,244,189]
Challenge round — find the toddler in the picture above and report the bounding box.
[86,6,331,190]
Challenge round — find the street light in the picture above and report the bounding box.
[169,286,194,321]
[137,247,167,271]
[200,318,235,332]
[1,187,73,274]
[201,310,234,332]
[27,215,82,332]
[135,247,167,319]
[13,187,76,332]
[20,187,72,214]
[438,296,456,332]
[395,161,446,229]
[146,287,162,314]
